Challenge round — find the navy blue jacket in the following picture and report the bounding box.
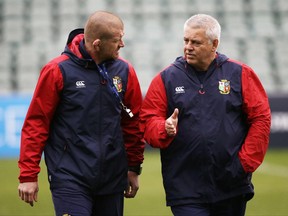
[140,54,271,206]
[19,29,145,195]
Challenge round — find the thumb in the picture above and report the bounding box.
[171,108,179,119]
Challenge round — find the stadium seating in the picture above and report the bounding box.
[0,0,287,94]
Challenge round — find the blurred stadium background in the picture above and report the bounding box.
[1,0,288,94]
[0,0,287,155]
[0,0,288,215]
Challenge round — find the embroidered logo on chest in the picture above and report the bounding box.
[219,79,230,94]
[113,76,123,93]
[76,80,86,88]
[175,86,185,94]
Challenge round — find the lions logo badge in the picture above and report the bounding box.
[113,76,123,93]
[219,79,230,94]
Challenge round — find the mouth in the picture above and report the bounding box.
[185,53,195,59]
[115,50,120,56]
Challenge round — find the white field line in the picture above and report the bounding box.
[256,162,288,178]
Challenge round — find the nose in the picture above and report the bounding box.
[120,39,125,48]
[185,42,194,50]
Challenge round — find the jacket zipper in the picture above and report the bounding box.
[199,83,206,94]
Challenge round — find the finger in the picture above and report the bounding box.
[166,124,174,129]
[19,189,23,199]
[128,189,137,198]
[125,183,138,198]
[18,185,25,199]
[166,120,172,126]
[124,188,137,198]
[21,191,26,201]
[24,192,30,203]
[124,187,131,198]
[172,108,179,119]
[28,193,34,207]
[22,191,28,202]
[18,188,21,198]
[23,190,33,204]
[33,189,38,202]
[168,131,176,136]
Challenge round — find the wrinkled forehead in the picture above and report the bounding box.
[103,26,124,40]
[184,26,206,37]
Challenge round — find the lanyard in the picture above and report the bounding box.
[96,63,134,118]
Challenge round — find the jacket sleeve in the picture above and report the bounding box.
[239,65,271,173]
[139,73,175,149]
[121,63,145,167]
[18,62,63,183]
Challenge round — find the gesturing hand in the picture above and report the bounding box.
[165,108,179,136]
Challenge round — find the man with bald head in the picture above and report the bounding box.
[18,11,145,216]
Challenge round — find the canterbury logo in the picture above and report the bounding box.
[76,80,86,88]
[175,86,185,94]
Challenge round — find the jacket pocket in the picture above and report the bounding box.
[214,156,249,191]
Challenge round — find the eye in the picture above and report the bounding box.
[193,41,202,47]
[113,38,122,43]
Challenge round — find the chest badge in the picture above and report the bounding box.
[219,79,230,94]
[113,76,123,93]
[76,80,86,88]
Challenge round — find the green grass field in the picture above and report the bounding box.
[1,148,288,216]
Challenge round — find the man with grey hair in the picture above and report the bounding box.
[140,14,271,215]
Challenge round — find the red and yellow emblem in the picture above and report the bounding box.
[113,76,123,93]
[218,79,230,94]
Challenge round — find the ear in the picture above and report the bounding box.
[212,39,219,52]
[92,39,101,51]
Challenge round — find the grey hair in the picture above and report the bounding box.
[184,14,221,45]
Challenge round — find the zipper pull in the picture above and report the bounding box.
[198,84,205,94]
